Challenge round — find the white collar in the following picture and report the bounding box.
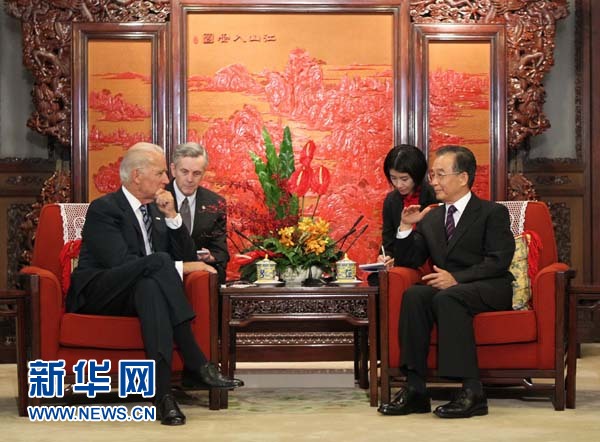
[121,186,145,212]
[446,191,472,215]
[173,180,196,207]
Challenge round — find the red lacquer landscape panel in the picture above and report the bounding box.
[185,13,394,278]
[428,42,491,199]
[87,40,153,201]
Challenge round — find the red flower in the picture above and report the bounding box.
[232,249,281,268]
[288,167,313,196]
[299,140,316,167]
[310,165,331,195]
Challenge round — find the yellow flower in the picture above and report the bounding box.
[304,237,329,255]
[297,217,314,232]
[278,226,295,247]
[242,216,338,274]
[298,217,329,237]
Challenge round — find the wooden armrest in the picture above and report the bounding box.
[183,271,219,360]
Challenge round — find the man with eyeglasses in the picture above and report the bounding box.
[166,142,230,284]
[378,145,515,419]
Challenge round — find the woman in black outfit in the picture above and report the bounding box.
[378,144,438,267]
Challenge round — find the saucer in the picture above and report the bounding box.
[255,280,285,287]
[331,279,362,287]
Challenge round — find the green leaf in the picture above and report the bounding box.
[257,170,280,209]
[288,195,299,217]
[251,150,280,211]
[249,151,266,174]
[278,126,295,179]
[262,127,280,177]
[250,126,302,220]
[240,265,257,282]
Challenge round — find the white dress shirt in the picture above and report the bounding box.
[121,186,184,278]
[396,191,472,239]
[172,180,197,228]
[443,191,471,229]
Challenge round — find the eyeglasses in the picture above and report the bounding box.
[427,170,462,182]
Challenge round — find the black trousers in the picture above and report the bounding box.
[77,252,196,367]
[399,280,512,380]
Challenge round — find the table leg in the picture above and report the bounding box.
[16,297,27,417]
[368,292,378,407]
[358,328,368,389]
[353,329,360,383]
[220,294,231,409]
[566,293,577,408]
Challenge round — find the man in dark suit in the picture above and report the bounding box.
[166,142,229,284]
[66,142,241,426]
[378,145,515,418]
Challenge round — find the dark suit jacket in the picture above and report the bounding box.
[393,194,515,309]
[382,183,437,254]
[166,181,230,283]
[66,188,197,312]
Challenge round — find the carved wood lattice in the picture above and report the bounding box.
[5,0,567,152]
[4,1,170,147]
[4,0,568,244]
[231,298,369,321]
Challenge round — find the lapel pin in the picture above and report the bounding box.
[155,217,161,220]
[202,205,206,210]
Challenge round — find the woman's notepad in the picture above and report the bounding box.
[359,262,386,272]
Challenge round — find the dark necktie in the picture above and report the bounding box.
[445,205,457,240]
[180,197,192,234]
[140,204,153,250]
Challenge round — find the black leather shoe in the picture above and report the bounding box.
[155,394,186,426]
[433,388,488,418]
[183,362,242,389]
[377,387,431,416]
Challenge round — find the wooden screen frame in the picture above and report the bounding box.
[170,0,411,147]
[412,24,506,200]
[71,23,168,202]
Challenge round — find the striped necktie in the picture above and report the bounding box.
[140,204,153,249]
[445,205,457,241]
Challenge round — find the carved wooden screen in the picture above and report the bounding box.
[171,1,410,275]
[72,24,168,202]
[412,25,506,200]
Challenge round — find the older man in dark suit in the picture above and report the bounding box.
[66,142,240,426]
[166,142,229,284]
[378,145,515,418]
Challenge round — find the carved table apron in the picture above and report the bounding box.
[219,285,379,407]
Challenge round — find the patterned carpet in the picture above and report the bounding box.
[176,387,371,413]
[0,345,599,441]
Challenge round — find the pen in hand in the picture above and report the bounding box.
[380,245,393,268]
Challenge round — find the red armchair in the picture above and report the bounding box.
[379,201,576,410]
[18,203,221,414]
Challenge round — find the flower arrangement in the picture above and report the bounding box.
[259,215,340,271]
[233,127,347,281]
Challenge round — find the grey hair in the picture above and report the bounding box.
[172,142,209,166]
[120,142,164,183]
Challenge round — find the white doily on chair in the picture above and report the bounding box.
[497,201,529,236]
[59,203,89,243]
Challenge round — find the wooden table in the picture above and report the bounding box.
[567,284,600,409]
[219,284,379,407]
[0,289,30,416]
[569,285,600,345]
